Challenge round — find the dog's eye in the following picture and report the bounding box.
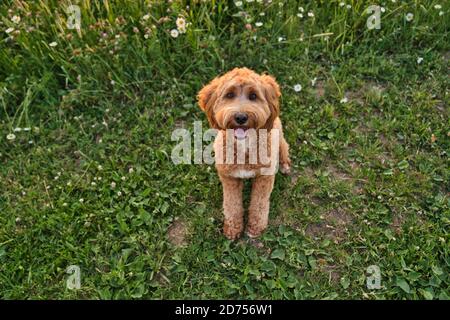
[249,93,257,100]
[225,92,235,99]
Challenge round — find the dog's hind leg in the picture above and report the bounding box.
[273,118,291,175]
[219,175,244,240]
[279,135,291,175]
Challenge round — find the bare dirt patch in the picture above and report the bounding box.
[305,208,353,243]
[327,164,352,181]
[313,80,326,99]
[391,214,406,235]
[346,81,387,107]
[167,217,189,247]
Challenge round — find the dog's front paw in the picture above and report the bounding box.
[245,226,266,238]
[223,221,243,240]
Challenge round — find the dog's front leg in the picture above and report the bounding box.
[247,175,275,238]
[219,174,244,240]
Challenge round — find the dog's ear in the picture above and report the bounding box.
[261,74,281,130]
[197,77,221,129]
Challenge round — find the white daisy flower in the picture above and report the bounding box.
[23,127,31,131]
[79,198,84,203]
[170,29,179,38]
[308,12,314,17]
[128,167,134,174]
[297,13,303,18]
[259,12,265,16]
[339,2,345,7]
[278,36,285,42]
[235,1,243,7]
[298,7,304,12]
[405,13,414,21]
[255,22,263,27]
[381,7,386,13]
[417,57,423,64]
[293,84,302,92]
[439,11,444,16]
[5,27,14,34]
[178,25,187,34]
[176,17,186,29]
[346,4,351,9]
[13,127,22,132]
[6,133,16,140]
[97,165,103,170]
[49,41,58,47]
[117,191,122,196]
[142,14,150,20]
[434,5,442,10]
[11,15,21,24]
[111,182,116,189]
[340,97,348,103]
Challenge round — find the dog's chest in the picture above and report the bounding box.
[229,169,256,179]
[213,131,273,179]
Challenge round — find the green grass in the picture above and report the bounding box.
[0,0,449,299]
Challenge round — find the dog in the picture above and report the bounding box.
[197,67,291,240]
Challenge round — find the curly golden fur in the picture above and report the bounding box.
[198,68,291,239]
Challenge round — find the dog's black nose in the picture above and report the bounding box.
[234,113,248,125]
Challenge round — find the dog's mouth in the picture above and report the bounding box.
[226,116,256,140]
[233,127,248,140]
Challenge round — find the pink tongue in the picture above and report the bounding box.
[234,128,247,140]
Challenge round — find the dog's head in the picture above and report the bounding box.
[197,68,281,139]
